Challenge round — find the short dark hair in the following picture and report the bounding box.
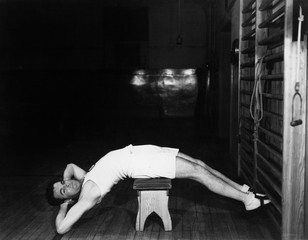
[46,180,65,206]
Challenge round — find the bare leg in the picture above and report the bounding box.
[175,156,270,210]
[177,152,244,191]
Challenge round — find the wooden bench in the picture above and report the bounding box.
[133,178,172,231]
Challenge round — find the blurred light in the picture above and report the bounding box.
[130,69,148,86]
[134,69,146,75]
[182,69,195,75]
[130,78,146,87]
[161,69,174,76]
[130,76,147,86]
[162,77,176,86]
[184,75,197,85]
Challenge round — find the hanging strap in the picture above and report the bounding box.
[250,55,265,125]
[290,4,304,127]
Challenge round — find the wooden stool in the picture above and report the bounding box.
[133,178,172,231]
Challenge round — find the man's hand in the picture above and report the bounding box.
[60,201,69,209]
[63,163,86,182]
[59,200,75,212]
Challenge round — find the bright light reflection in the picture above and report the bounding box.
[130,70,148,86]
[130,76,147,86]
[161,77,176,86]
[131,69,197,86]
[182,69,195,75]
[184,75,197,85]
[135,69,146,75]
[161,69,174,76]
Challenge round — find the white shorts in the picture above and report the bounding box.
[125,144,179,179]
[84,144,179,200]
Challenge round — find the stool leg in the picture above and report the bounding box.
[136,191,150,231]
[155,191,172,231]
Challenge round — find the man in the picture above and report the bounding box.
[46,144,270,234]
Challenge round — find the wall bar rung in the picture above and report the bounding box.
[258,125,282,141]
[242,128,254,135]
[259,0,284,11]
[259,0,274,11]
[242,12,256,27]
[241,138,254,153]
[240,75,254,81]
[260,18,284,29]
[240,149,254,164]
[256,180,282,214]
[241,143,254,155]
[242,29,256,40]
[241,127,252,142]
[263,110,283,120]
[242,0,256,13]
[257,139,282,159]
[258,7,285,28]
[262,93,283,100]
[241,46,255,54]
[241,148,253,161]
[240,60,255,68]
[240,126,253,137]
[241,154,254,173]
[241,125,254,136]
[268,41,284,50]
[257,152,282,179]
[257,167,282,197]
[240,169,253,188]
[241,124,254,134]
[241,140,253,152]
[261,74,283,81]
[240,103,250,110]
[263,52,283,63]
[258,30,284,45]
[240,90,252,96]
[241,159,254,176]
[241,116,253,125]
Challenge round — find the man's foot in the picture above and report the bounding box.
[241,184,267,197]
[245,192,271,211]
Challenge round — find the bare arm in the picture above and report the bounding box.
[55,199,94,234]
[55,181,103,235]
[63,163,86,181]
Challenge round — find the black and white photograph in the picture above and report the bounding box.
[0,0,307,239]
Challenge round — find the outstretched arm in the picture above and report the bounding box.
[55,199,94,234]
[63,163,86,181]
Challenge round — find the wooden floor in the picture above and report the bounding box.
[0,118,281,239]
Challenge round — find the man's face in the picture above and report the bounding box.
[53,179,81,200]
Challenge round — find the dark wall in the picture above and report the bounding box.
[1,1,105,70]
[0,0,213,159]
[1,0,210,70]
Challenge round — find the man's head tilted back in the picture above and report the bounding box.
[46,179,82,206]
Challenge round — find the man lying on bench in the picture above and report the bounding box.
[46,144,270,235]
